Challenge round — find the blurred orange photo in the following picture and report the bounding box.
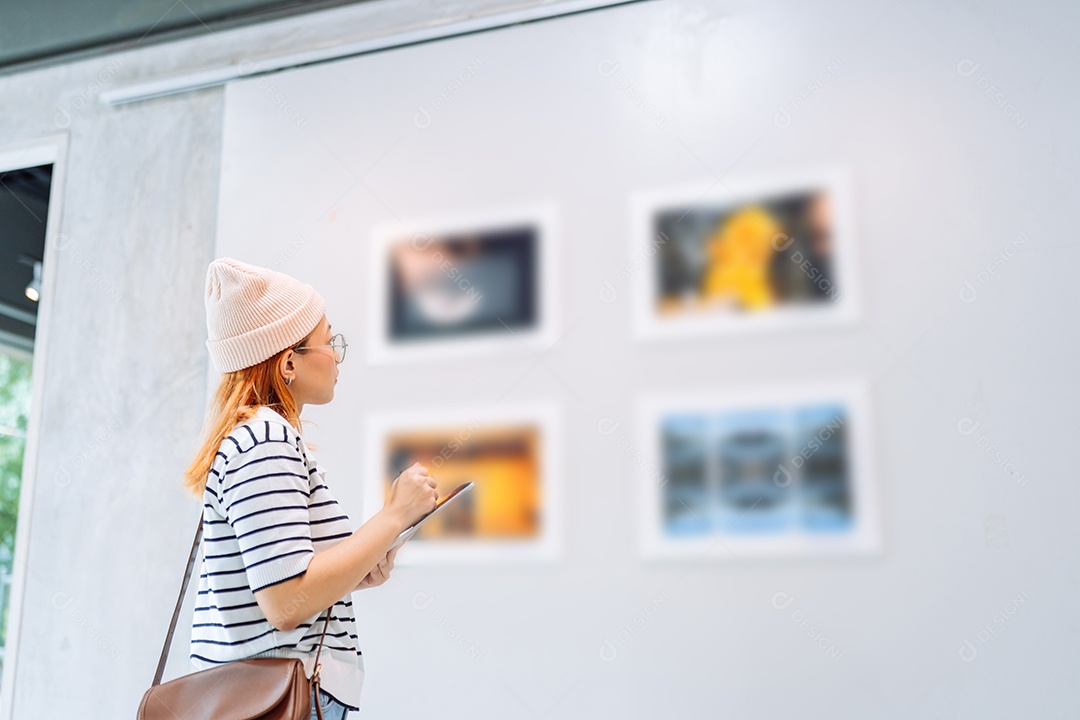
[381,423,542,540]
[363,404,562,563]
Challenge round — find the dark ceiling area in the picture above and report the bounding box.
[0,0,368,72]
[0,164,50,353]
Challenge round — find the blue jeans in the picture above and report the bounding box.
[310,684,349,720]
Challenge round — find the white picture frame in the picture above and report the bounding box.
[629,165,860,341]
[637,379,881,560]
[362,401,563,564]
[367,203,560,365]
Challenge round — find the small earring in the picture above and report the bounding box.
[285,377,292,386]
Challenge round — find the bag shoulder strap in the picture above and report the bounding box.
[152,514,332,686]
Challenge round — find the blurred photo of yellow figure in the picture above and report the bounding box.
[701,206,784,310]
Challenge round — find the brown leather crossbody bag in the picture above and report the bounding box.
[137,516,333,720]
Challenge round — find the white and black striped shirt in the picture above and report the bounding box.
[189,404,364,711]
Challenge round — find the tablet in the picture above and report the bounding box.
[390,481,475,549]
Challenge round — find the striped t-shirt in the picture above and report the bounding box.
[189,404,365,711]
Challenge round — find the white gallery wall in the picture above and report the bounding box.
[0,0,1075,717]
[213,1,1080,717]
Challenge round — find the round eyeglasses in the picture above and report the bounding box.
[295,333,348,364]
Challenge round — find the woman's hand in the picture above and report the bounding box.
[356,544,401,590]
[384,461,438,529]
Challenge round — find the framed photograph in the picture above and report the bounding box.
[630,166,859,340]
[362,402,562,564]
[367,204,559,365]
[637,381,880,559]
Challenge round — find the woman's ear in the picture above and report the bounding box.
[278,350,294,379]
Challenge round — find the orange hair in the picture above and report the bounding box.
[182,336,320,500]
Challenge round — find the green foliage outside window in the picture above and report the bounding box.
[0,350,32,668]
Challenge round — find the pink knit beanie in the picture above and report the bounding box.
[204,257,326,373]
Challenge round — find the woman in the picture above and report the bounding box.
[182,257,437,719]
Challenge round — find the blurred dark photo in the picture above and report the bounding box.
[387,225,538,342]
